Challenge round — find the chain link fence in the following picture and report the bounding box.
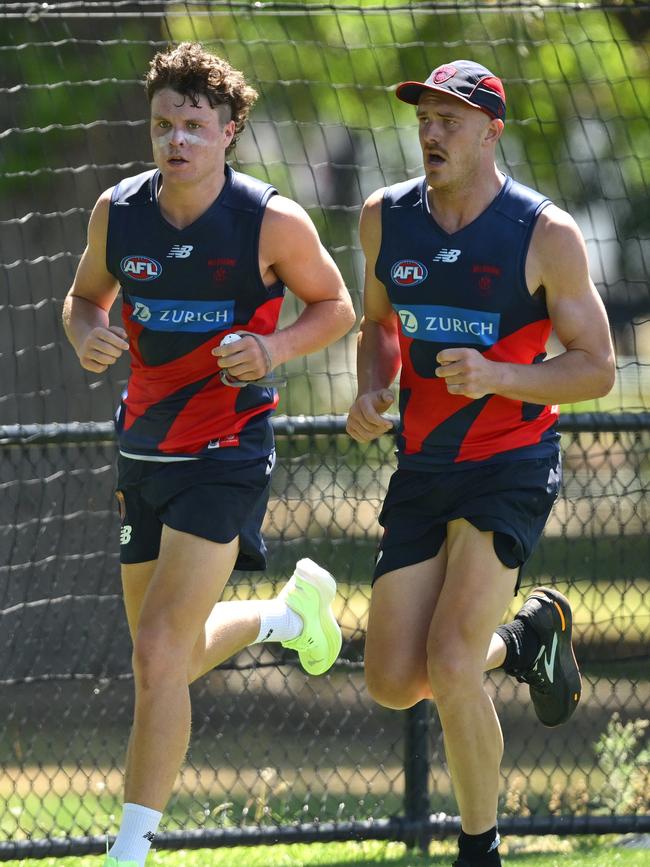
[1,415,648,859]
[1,0,649,858]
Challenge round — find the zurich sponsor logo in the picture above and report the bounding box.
[128,295,235,332]
[393,303,500,346]
[391,259,428,286]
[121,255,162,281]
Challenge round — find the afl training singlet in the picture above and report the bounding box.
[375,174,560,470]
[106,165,284,461]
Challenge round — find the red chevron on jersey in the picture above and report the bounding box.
[454,321,558,462]
[400,321,558,463]
[376,173,560,468]
[399,331,473,457]
[107,166,284,460]
[121,298,282,454]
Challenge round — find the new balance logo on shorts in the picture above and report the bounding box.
[432,248,461,263]
[167,244,194,258]
[547,465,561,491]
[120,525,132,545]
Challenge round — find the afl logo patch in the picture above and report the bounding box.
[391,260,428,286]
[120,255,162,281]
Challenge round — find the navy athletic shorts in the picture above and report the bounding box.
[373,455,562,590]
[115,452,274,570]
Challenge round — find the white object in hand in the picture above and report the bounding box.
[220,332,242,346]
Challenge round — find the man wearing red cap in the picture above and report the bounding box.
[347,60,614,866]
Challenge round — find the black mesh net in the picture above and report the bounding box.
[0,0,648,857]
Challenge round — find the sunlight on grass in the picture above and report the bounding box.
[5,838,650,866]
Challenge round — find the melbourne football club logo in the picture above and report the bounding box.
[391,259,428,286]
[433,64,457,84]
[120,255,162,281]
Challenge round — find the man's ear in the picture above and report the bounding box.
[484,117,504,145]
[224,119,236,145]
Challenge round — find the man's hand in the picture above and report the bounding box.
[212,333,273,382]
[346,389,395,442]
[435,347,499,399]
[78,326,128,373]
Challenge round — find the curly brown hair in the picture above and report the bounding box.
[145,42,258,154]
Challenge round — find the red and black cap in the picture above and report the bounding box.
[396,60,506,121]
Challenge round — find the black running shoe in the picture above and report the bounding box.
[508,587,582,727]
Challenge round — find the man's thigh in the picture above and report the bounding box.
[135,527,240,654]
[428,518,517,668]
[122,560,157,642]
[374,456,561,592]
[365,549,447,690]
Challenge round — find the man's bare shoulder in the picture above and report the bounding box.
[362,187,386,213]
[263,193,310,223]
[86,187,116,245]
[527,201,593,302]
[533,203,584,251]
[359,188,387,251]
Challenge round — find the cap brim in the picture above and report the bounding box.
[395,81,489,114]
[395,81,503,120]
[395,81,431,105]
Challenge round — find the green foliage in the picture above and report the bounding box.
[594,713,650,814]
[2,22,153,188]
[163,5,650,205]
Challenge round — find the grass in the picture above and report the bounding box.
[3,838,650,866]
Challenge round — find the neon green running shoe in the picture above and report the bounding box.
[279,558,342,676]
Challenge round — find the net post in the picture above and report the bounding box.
[403,699,432,851]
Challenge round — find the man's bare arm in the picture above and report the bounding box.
[435,206,615,403]
[62,190,128,373]
[213,195,355,382]
[346,190,402,443]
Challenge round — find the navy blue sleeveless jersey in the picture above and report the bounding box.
[106,165,284,460]
[376,174,560,469]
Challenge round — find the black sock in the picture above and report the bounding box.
[458,825,501,864]
[496,618,540,674]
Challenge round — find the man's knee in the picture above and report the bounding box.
[365,660,430,710]
[132,621,189,689]
[426,641,483,705]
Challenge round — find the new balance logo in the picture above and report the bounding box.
[119,525,132,545]
[547,465,561,490]
[142,831,156,842]
[432,248,461,263]
[167,244,194,259]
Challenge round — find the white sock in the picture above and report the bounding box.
[254,598,303,643]
[109,802,162,866]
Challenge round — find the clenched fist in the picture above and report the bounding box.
[346,389,395,442]
[78,326,129,373]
